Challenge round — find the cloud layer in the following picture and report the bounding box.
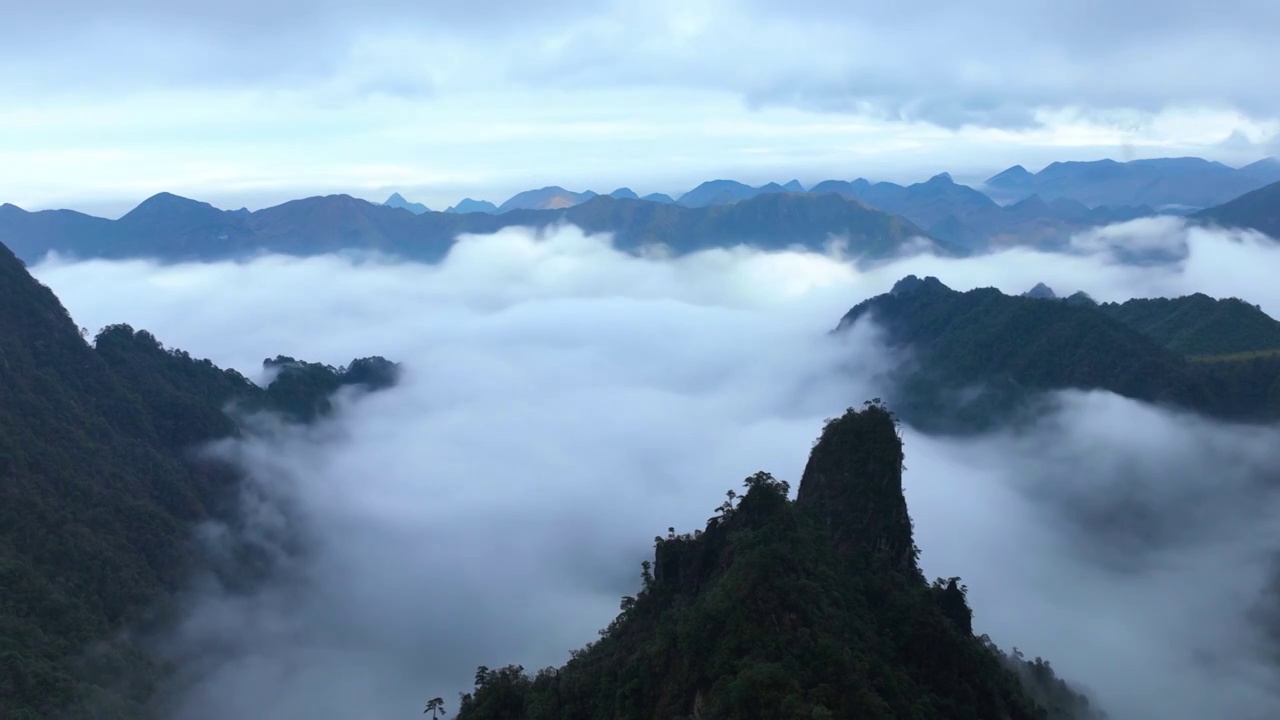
[8,0,1280,127]
[6,1,1280,215]
[30,221,1280,719]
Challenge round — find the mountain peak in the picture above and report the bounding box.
[783,179,805,192]
[890,274,951,296]
[118,192,225,225]
[797,403,915,570]
[132,191,206,210]
[1023,282,1057,299]
[497,186,595,212]
[382,192,430,214]
[926,172,954,184]
[1008,193,1050,212]
[446,198,499,214]
[986,165,1034,185]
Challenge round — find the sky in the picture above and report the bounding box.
[31,219,1280,719]
[5,0,1280,216]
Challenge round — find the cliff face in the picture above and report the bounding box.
[453,405,1100,720]
[796,402,916,573]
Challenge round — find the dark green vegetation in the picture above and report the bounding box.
[1192,178,1280,240]
[838,276,1280,432]
[453,404,1103,720]
[0,241,397,718]
[1096,294,1280,357]
[0,191,948,266]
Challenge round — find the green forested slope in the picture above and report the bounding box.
[452,404,1102,720]
[1097,294,1280,357]
[0,242,396,718]
[836,276,1280,431]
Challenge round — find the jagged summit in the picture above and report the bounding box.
[1024,282,1057,299]
[453,403,1098,720]
[446,198,499,214]
[381,192,431,215]
[890,274,951,296]
[797,401,917,572]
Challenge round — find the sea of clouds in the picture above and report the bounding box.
[33,218,1280,719]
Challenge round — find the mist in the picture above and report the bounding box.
[31,220,1280,719]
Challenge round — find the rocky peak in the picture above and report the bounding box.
[889,274,951,297]
[796,403,916,572]
[1023,282,1057,299]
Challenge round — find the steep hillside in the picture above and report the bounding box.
[0,241,397,719]
[1191,180,1280,239]
[1097,294,1280,357]
[836,277,1280,431]
[452,404,1102,720]
[0,203,115,261]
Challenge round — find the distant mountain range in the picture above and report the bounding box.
[0,191,948,265]
[386,156,1280,219]
[6,156,1278,265]
[806,172,1153,252]
[982,157,1280,210]
[1191,179,1280,239]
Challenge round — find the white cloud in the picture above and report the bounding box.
[30,222,1280,718]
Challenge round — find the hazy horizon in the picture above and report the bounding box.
[6,0,1280,218]
[7,150,1277,219]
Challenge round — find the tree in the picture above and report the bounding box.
[424,696,447,718]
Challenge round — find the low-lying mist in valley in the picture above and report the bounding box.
[31,220,1280,719]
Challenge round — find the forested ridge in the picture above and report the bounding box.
[0,241,398,718]
[837,275,1280,431]
[1095,293,1280,357]
[453,404,1102,720]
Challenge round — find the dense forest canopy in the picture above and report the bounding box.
[836,275,1280,432]
[451,404,1104,720]
[0,241,398,719]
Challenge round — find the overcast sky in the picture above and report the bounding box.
[4,0,1280,216]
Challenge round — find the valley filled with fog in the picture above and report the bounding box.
[29,219,1280,719]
